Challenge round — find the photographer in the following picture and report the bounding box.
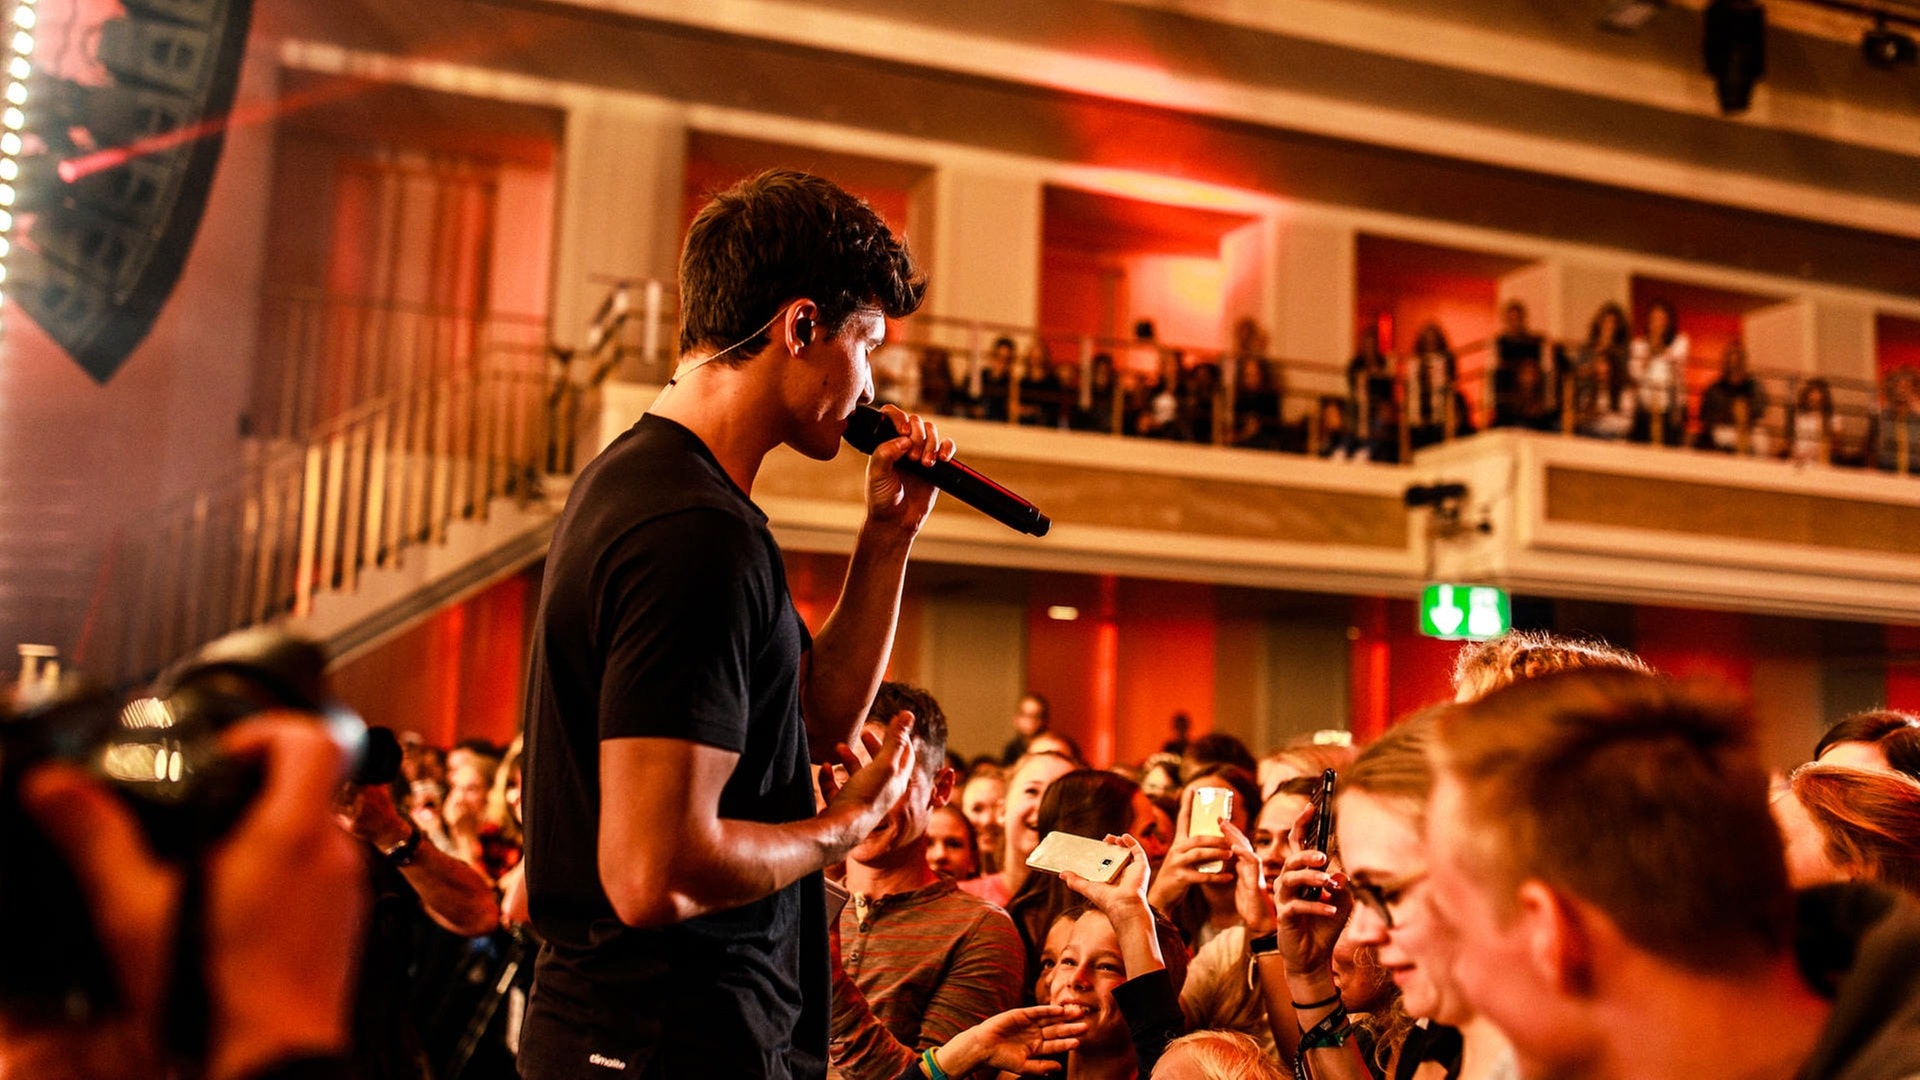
[335,778,499,937]
[3,715,365,1080]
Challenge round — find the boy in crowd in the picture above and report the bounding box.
[830,683,1025,1079]
[1427,671,1920,1080]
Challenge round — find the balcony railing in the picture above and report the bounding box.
[577,276,1912,475]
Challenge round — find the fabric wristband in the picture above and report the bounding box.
[1248,930,1281,957]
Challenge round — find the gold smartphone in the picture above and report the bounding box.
[1026,831,1133,884]
[1190,786,1234,874]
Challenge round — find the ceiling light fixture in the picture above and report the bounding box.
[1599,0,1667,33]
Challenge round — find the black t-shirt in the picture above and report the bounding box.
[521,414,823,1079]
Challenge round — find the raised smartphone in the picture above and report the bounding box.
[1027,831,1133,884]
[1299,768,1337,902]
[1190,786,1235,875]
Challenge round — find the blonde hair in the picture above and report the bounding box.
[1258,739,1357,798]
[1450,630,1651,703]
[485,734,524,844]
[1339,711,1440,831]
[1156,1030,1286,1079]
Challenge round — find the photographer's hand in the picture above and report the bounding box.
[19,714,367,1080]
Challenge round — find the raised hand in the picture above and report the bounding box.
[17,714,366,1080]
[818,710,918,838]
[933,1003,1089,1076]
[1146,832,1235,911]
[1058,833,1152,921]
[1220,820,1276,936]
[1061,833,1167,984]
[333,778,411,850]
[1272,800,1350,978]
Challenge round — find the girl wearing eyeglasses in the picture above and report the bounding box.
[1239,716,1518,1080]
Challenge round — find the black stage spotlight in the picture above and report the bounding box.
[1703,0,1767,115]
[10,0,253,383]
[1863,19,1918,69]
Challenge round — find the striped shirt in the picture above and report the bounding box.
[829,878,1024,1080]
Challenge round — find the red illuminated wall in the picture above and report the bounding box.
[1042,249,1226,353]
[1345,596,1459,743]
[1888,625,1920,713]
[1879,316,1920,379]
[1353,258,1502,422]
[1631,605,1754,698]
[1021,577,1218,768]
[1041,247,1115,341]
[1024,575,1115,763]
[329,568,538,748]
[1356,284,1499,360]
[1112,579,1217,767]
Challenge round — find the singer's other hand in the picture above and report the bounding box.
[864,403,955,534]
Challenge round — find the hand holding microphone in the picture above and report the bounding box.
[844,405,1052,537]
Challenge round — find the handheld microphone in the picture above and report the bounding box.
[842,406,1052,537]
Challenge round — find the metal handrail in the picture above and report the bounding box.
[78,296,555,685]
[573,273,1911,471]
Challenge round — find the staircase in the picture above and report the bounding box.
[74,289,608,684]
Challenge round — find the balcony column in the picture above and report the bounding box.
[549,98,687,354]
[910,166,1042,330]
[1745,300,1816,373]
[1268,211,1356,372]
[1811,301,1878,384]
[1499,261,1637,345]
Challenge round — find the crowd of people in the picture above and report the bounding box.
[11,169,1920,1080]
[21,628,1920,1080]
[831,635,1920,1080]
[874,300,1920,473]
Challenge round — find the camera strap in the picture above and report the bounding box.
[162,861,212,1066]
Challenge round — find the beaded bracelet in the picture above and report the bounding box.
[1297,1002,1354,1053]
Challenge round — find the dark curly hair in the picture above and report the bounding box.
[678,169,926,358]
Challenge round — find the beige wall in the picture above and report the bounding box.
[1744,300,1815,374]
[914,590,1029,765]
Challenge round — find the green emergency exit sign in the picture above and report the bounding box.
[1419,584,1511,641]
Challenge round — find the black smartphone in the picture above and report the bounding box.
[1299,768,1337,902]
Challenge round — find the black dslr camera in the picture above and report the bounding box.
[0,628,399,1024]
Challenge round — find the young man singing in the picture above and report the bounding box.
[522,170,956,1079]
